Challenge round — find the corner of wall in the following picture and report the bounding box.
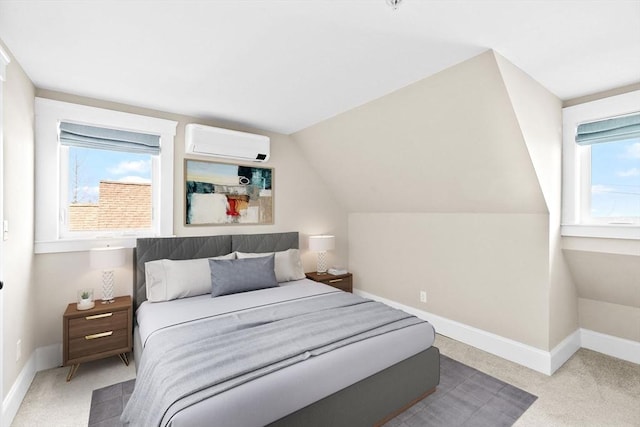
[1,37,37,405]
[494,51,580,350]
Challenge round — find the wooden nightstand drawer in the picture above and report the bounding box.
[63,295,132,381]
[68,328,129,360]
[323,276,352,292]
[68,310,128,338]
[306,272,353,293]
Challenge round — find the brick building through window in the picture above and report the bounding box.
[68,181,151,231]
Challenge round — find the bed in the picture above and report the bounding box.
[124,232,440,427]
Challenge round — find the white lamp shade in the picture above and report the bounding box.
[90,247,125,270]
[308,235,335,252]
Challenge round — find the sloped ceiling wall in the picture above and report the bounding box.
[294,50,547,215]
[293,50,555,350]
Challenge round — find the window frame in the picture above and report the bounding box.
[562,90,640,240]
[35,98,177,253]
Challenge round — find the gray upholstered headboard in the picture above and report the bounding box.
[134,232,299,308]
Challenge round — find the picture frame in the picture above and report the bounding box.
[185,159,273,226]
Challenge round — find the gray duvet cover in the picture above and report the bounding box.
[121,292,425,427]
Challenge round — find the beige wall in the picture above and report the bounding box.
[493,53,578,348]
[563,82,640,108]
[293,50,565,351]
[578,298,640,342]
[565,249,640,341]
[31,90,349,350]
[1,40,36,396]
[349,213,550,349]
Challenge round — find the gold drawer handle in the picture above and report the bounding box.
[85,331,113,340]
[329,279,343,283]
[85,312,113,320]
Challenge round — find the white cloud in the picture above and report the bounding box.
[117,176,151,184]
[70,185,99,203]
[82,185,99,196]
[626,142,640,159]
[108,160,150,175]
[591,184,615,194]
[617,168,640,177]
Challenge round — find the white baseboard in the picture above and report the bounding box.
[36,343,63,371]
[549,329,582,374]
[581,328,640,364]
[2,343,62,426]
[354,289,640,375]
[2,353,36,427]
[354,289,556,375]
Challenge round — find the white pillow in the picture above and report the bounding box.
[145,253,235,302]
[235,249,305,283]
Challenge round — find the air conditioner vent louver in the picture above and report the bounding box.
[185,124,270,162]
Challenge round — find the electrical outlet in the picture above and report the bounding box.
[16,339,22,362]
[420,291,427,303]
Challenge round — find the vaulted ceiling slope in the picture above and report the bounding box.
[494,53,563,215]
[293,50,550,215]
[0,1,638,134]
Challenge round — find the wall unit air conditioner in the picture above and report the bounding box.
[185,123,270,162]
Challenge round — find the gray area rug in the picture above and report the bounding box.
[88,355,536,427]
[383,355,537,427]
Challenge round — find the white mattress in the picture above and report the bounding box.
[135,279,435,427]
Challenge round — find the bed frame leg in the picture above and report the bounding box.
[373,387,437,427]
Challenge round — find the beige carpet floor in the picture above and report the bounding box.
[11,334,640,426]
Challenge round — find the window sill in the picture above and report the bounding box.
[34,234,169,254]
[561,224,640,240]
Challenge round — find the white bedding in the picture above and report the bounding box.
[136,279,336,348]
[134,279,435,427]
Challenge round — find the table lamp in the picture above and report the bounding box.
[308,235,335,274]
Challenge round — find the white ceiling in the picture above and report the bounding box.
[1,0,639,135]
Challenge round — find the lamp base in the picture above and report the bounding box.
[101,270,115,304]
[316,251,329,275]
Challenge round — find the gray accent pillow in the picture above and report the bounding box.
[236,249,306,283]
[209,255,278,297]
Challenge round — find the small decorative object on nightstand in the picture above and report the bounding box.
[306,271,353,293]
[76,288,95,311]
[63,295,132,381]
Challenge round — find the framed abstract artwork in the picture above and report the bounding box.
[185,159,273,225]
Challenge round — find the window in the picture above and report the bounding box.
[562,91,640,239]
[59,122,157,237]
[35,98,177,253]
[589,134,639,223]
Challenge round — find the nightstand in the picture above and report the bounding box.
[63,295,132,381]
[306,271,353,293]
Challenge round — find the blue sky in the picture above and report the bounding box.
[68,147,151,203]
[591,139,640,218]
